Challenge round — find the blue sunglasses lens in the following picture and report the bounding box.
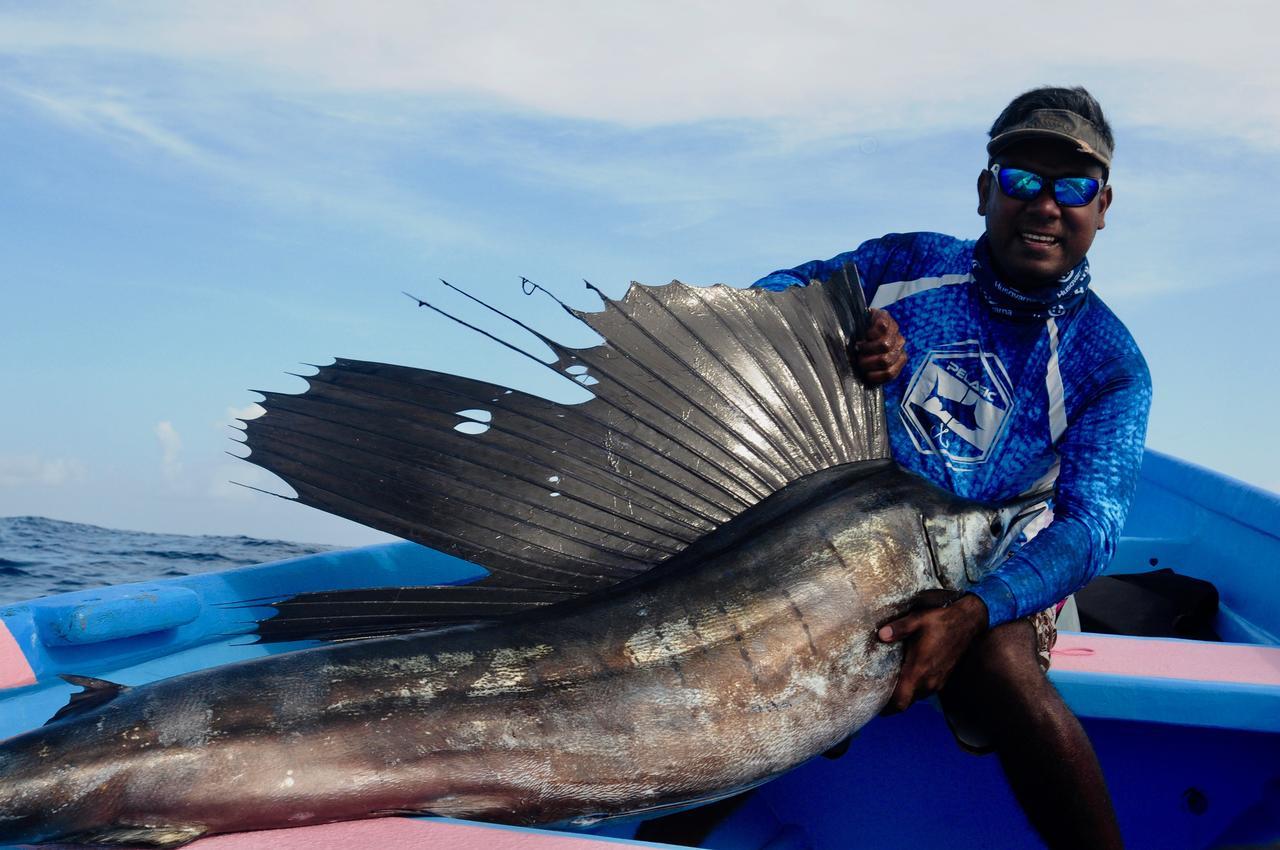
[995,166,1100,207]
[1053,176,1101,206]
[997,167,1043,200]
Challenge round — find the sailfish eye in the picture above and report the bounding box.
[989,517,1004,536]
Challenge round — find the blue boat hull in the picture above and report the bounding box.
[2,449,1278,849]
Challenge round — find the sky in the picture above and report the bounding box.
[0,1,1275,546]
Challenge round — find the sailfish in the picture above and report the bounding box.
[0,268,1045,847]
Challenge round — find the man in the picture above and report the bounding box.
[752,86,1150,850]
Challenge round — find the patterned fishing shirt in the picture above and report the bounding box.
[753,232,1152,628]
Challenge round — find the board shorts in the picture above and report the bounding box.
[939,602,1062,755]
[1031,603,1061,672]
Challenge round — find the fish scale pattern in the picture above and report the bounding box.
[754,231,1152,626]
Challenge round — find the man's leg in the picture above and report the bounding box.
[942,619,1124,850]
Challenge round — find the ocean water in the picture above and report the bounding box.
[0,516,332,606]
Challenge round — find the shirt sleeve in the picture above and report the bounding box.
[971,352,1153,627]
[751,237,894,296]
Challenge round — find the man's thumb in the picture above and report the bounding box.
[877,615,917,643]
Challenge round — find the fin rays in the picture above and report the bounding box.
[241,268,887,640]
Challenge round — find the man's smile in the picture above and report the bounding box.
[1018,230,1061,252]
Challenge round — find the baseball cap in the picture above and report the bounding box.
[986,108,1112,169]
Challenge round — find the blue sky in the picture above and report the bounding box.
[0,2,1275,545]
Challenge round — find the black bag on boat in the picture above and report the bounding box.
[1075,568,1221,641]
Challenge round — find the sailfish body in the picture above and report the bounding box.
[0,271,1040,846]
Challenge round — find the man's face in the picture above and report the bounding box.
[976,138,1113,289]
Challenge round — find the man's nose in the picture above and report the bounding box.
[1026,188,1062,218]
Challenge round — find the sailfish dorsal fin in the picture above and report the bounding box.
[240,265,887,641]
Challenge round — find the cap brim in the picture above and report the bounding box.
[987,128,1111,168]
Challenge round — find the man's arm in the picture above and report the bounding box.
[971,354,1153,626]
[878,352,1152,709]
[752,240,908,383]
[753,232,942,295]
[752,251,865,292]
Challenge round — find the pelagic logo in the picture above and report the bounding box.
[900,341,1015,468]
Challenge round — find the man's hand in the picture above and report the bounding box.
[855,308,907,383]
[877,590,989,713]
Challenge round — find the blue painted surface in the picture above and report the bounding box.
[1,449,1278,849]
[734,710,1280,850]
[31,584,201,646]
[1119,450,1280,644]
[1051,655,1280,734]
[0,541,488,755]
[0,540,488,686]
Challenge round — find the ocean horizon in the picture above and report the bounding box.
[0,516,333,607]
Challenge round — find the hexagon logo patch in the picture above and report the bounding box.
[899,340,1016,469]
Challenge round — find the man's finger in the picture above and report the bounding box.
[886,686,912,714]
[888,661,924,712]
[856,336,899,356]
[877,613,920,642]
[864,309,888,338]
[862,308,897,343]
[861,348,908,383]
[858,345,904,371]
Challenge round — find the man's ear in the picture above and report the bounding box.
[1096,183,1113,231]
[977,169,992,216]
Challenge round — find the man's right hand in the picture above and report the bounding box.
[877,590,989,714]
[854,308,908,384]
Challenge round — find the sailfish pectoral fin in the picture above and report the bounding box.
[45,675,130,726]
[238,582,577,643]
[60,825,208,849]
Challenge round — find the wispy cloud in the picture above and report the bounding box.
[2,78,486,250]
[0,1,1274,141]
[154,420,183,482]
[10,86,212,163]
[1,2,1272,262]
[0,454,87,487]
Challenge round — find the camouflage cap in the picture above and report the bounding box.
[986,108,1112,168]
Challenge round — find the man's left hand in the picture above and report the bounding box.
[877,591,989,713]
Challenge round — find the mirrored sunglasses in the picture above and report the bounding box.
[990,164,1103,207]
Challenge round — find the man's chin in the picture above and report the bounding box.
[999,255,1073,291]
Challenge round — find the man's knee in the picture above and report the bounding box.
[943,618,1068,747]
[950,619,1045,701]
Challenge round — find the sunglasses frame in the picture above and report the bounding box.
[988,164,1104,208]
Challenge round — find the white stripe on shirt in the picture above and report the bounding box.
[1045,318,1067,443]
[869,273,972,309]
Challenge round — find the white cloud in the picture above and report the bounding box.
[4,83,485,250]
[218,403,265,431]
[0,454,86,487]
[2,1,1272,261]
[11,87,213,164]
[0,1,1274,142]
[154,420,183,481]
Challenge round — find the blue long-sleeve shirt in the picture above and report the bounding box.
[753,232,1152,627]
